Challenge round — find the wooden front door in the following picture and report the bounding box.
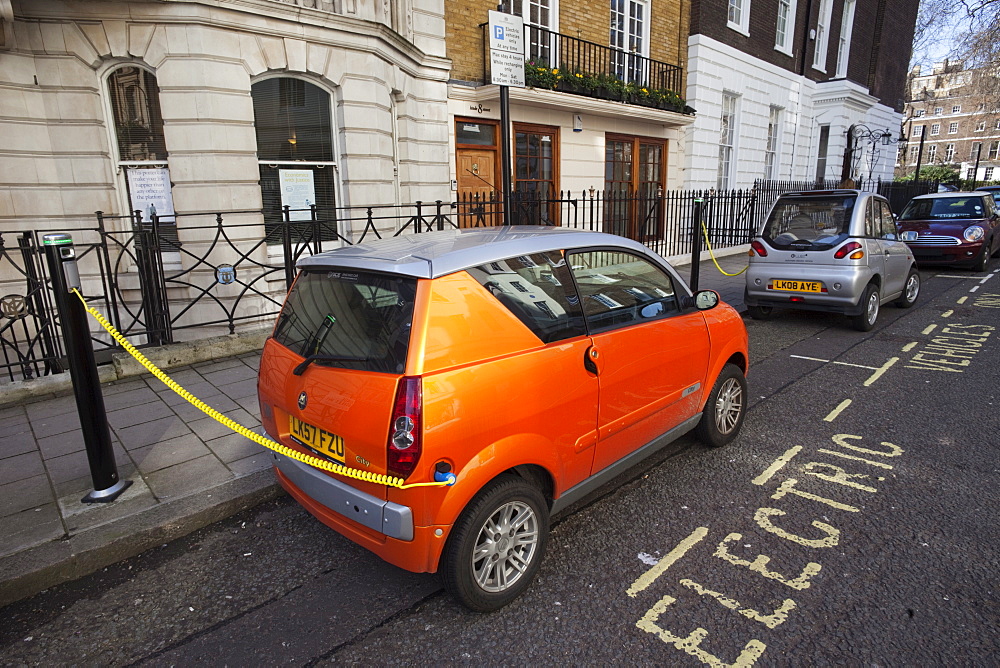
[456,118,501,227]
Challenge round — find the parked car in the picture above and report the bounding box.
[744,189,920,331]
[975,184,1000,205]
[896,191,1000,271]
[257,226,749,611]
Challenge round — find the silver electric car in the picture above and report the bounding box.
[744,190,920,331]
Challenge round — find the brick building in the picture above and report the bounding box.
[685,0,919,188]
[444,0,694,208]
[898,61,1000,184]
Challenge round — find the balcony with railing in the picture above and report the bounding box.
[481,24,691,115]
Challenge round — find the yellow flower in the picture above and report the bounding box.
[552,68,559,74]
[642,88,648,93]
[575,73,583,78]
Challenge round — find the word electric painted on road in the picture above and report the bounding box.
[625,432,906,667]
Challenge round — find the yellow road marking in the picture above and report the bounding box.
[942,309,954,317]
[969,286,980,292]
[863,357,898,386]
[752,446,803,486]
[902,342,918,352]
[627,527,708,598]
[823,399,852,422]
[922,324,938,335]
[957,296,968,304]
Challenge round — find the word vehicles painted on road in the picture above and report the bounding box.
[906,323,994,373]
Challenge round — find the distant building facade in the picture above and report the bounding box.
[685,0,919,189]
[899,61,1000,183]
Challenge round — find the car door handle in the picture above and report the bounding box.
[584,347,599,375]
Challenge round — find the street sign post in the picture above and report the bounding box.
[487,9,525,226]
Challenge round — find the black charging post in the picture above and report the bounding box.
[42,233,132,503]
[690,197,704,292]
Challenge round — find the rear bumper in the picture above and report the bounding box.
[273,452,412,540]
[272,453,448,573]
[744,265,869,315]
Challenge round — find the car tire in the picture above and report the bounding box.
[973,245,990,272]
[441,474,549,612]
[894,268,920,309]
[851,283,880,332]
[746,304,774,320]
[695,363,747,448]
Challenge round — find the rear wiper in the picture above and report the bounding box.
[293,354,370,376]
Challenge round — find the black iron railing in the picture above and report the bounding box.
[480,24,688,113]
[0,177,940,381]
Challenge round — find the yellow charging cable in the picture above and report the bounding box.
[72,289,451,490]
[700,220,749,277]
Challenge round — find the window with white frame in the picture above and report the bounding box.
[515,0,558,65]
[967,167,976,180]
[717,93,738,189]
[913,125,924,137]
[952,105,961,114]
[930,123,940,136]
[610,0,650,83]
[996,119,1000,129]
[775,0,796,54]
[934,107,942,115]
[834,0,856,78]
[812,0,833,71]
[909,145,919,163]
[976,121,986,131]
[927,144,937,162]
[986,167,995,180]
[948,122,959,134]
[944,143,955,162]
[915,109,925,117]
[764,106,781,179]
[990,141,1000,160]
[728,0,750,35]
[971,142,982,159]
[815,124,830,181]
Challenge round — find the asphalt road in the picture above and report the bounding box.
[2,266,998,666]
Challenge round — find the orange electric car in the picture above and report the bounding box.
[257,226,749,611]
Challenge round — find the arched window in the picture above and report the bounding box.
[108,67,174,225]
[107,66,177,248]
[251,77,338,243]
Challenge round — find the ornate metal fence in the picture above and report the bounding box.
[0,189,766,382]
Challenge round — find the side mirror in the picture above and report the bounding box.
[693,290,719,310]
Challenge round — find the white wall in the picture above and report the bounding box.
[685,34,903,189]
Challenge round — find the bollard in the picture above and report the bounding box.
[42,233,132,503]
[689,197,704,292]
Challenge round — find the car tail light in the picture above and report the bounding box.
[387,376,422,478]
[834,241,864,260]
[750,240,768,257]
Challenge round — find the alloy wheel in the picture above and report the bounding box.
[471,500,539,593]
[714,377,744,435]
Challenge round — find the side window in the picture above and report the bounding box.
[566,250,679,332]
[879,201,897,239]
[467,251,587,343]
[864,199,876,237]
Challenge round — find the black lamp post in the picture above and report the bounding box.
[844,124,903,183]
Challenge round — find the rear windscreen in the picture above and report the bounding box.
[273,270,417,373]
[899,197,985,220]
[762,196,855,250]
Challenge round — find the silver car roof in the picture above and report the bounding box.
[297,226,668,279]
